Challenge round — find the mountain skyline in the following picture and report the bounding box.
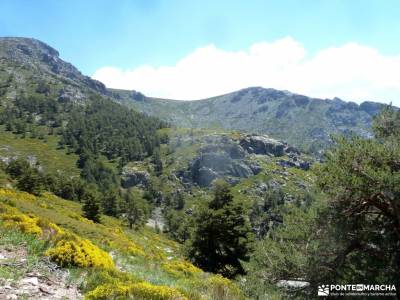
[1,1,400,104]
[93,38,400,105]
[0,36,385,153]
[1,9,399,297]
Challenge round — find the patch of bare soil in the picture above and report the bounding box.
[0,246,83,300]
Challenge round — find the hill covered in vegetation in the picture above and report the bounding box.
[1,37,399,299]
[112,87,385,152]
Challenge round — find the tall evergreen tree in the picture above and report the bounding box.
[16,169,44,196]
[245,107,400,299]
[82,186,101,223]
[152,149,163,176]
[102,190,120,217]
[6,158,31,179]
[315,105,400,286]
[123,190,149,229]
[187,180,254,278]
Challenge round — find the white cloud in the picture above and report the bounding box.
[92,37,400,105]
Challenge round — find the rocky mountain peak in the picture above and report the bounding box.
[0,37,60,64]
[0,37,106,95]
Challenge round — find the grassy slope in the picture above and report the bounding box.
[0,126,80,176]
[0,123,244,298]
[0,123,313,299]
[0,188,244,299]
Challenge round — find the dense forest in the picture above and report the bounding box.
[0,78,166,226]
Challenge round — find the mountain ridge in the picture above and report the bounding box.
[0,37,107,97]
[0,37,388,152]
[111,86,386,151]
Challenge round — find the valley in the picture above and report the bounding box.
[0,37,398,299]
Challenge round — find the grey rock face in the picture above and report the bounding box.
[0,37,107,97]
[194,166,218,187]
[177,133,311,187]
[189,151,254,187]
[180,136,261,187]
[277,159,310,170]
[240,134,286,156]
[121,166,150,188]
[58,86,86,104]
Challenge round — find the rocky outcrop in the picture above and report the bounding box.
[58,86,86,104]
[240,134,286,156]
[0,155,43,172]
[0,37,107,96]
[179,137,261,187]
[176,133,314,187]
[0,245,82,299]
[175,133,312,187]
[120,166,150,188]
[277,159,310,170]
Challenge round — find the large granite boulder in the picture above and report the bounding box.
[277,159,310,170]
[180,137,261,187]
[188,152,255,187]
[240,135,286,156]
[121,166,150,188]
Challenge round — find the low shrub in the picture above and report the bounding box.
[0,212,43,236]
[45,235,114,269]
[207,274,244,300]
[85,282,187,300]
[162,261,201,278]
[84,268,138,293]
[0,189,36,202]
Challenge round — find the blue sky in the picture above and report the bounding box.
[1,0,400,103]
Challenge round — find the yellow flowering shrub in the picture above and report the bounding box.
[105,239,146,258]
[84,268,138,293]
[162,261,201,278]
[0,201,63,239]
[39,202,48,209]
[85,282,187,300]
[0,189,36,202]
[127,242,146,257]
[85,283,131,300]
[144,247,165,260]
[0,189,115,271]
[207,274,243,300]
[40,192,59,202]
[0,212,43,236]
[37,218,64,240]
[113,227,123,234]
[45,236,114,269]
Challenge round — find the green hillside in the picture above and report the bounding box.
[0,126,80,176]
[1,37,399,300]
[0,188,243,299]
[111,87,384,152]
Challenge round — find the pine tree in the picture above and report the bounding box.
[82,186,101,223]
[174,192,185,210]
[6,158,31,179]
[123,190,149,229]
[315,105,400,286]
[16,169,44,196]
[102,190,120,217]
[187,180,254,278]
[152,149,163,176]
